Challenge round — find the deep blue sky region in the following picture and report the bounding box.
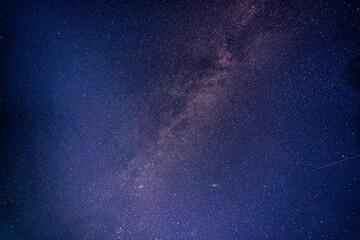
[1,0,360,239]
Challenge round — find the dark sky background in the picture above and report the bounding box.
[1,0,360,239]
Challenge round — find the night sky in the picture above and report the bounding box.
[1,0,360,239]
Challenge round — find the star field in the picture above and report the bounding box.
[1,0,360,239]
